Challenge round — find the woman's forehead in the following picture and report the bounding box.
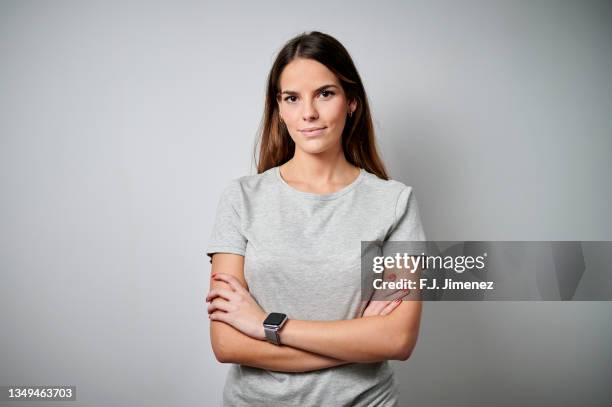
[279,59,340,91]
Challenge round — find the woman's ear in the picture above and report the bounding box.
[275,93,282,116]
[349,99,357,115]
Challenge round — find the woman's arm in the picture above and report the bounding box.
[279,264,423,363]
[208,253,346,372]
[212,317,347,372]
[209,261,423,364]
[208,253,404,371]
[279,299,421,363]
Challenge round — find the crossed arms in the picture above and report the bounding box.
[207,253,422,373]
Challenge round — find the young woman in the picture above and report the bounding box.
[205,31,427,406]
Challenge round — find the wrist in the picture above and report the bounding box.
[257,313,267,340]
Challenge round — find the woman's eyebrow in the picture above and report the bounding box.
[281,84,339,96]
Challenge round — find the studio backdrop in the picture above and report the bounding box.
[1,1,611,406]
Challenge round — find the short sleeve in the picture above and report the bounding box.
[383,186,427,256]
[205,180,247,264]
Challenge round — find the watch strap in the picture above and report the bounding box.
[264,326,280,345]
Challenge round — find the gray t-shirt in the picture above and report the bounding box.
[206,165,426,407]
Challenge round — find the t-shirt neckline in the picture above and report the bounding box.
[274,165,366,201]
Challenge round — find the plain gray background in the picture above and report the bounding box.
[1,0,611,406]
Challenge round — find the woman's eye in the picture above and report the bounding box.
[284,91,334,103]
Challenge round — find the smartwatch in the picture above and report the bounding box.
[263,312,288,345]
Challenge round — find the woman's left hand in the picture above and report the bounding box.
[206,273,267,340]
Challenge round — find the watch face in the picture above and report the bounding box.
[263,312,287,326]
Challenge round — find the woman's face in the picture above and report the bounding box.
[277,58,356,155]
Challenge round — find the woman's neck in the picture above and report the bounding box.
[280,153,360,193]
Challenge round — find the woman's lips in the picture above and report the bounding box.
[299,127,327,137]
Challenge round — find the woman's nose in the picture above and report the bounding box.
[301,100,319,120]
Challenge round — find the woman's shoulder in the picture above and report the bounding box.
[221,167,277,196]
[361,169,414,198]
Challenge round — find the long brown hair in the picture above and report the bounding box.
[253,31,389,180]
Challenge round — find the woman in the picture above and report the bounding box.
[205,31,426,406]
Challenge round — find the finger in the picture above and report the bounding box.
[206,288,238,303]
[206,288,233,302]
[213,273,247,293]
[363,300,391,317]
[209,311,230,323]
[208,298,231,314]
[379,299,402,316]
[366,300,391,314]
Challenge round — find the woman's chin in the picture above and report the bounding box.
[295,142,332,155]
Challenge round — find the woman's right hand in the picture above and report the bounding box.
[362,298,403,317]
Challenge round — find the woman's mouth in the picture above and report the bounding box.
[299,127,327,137]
